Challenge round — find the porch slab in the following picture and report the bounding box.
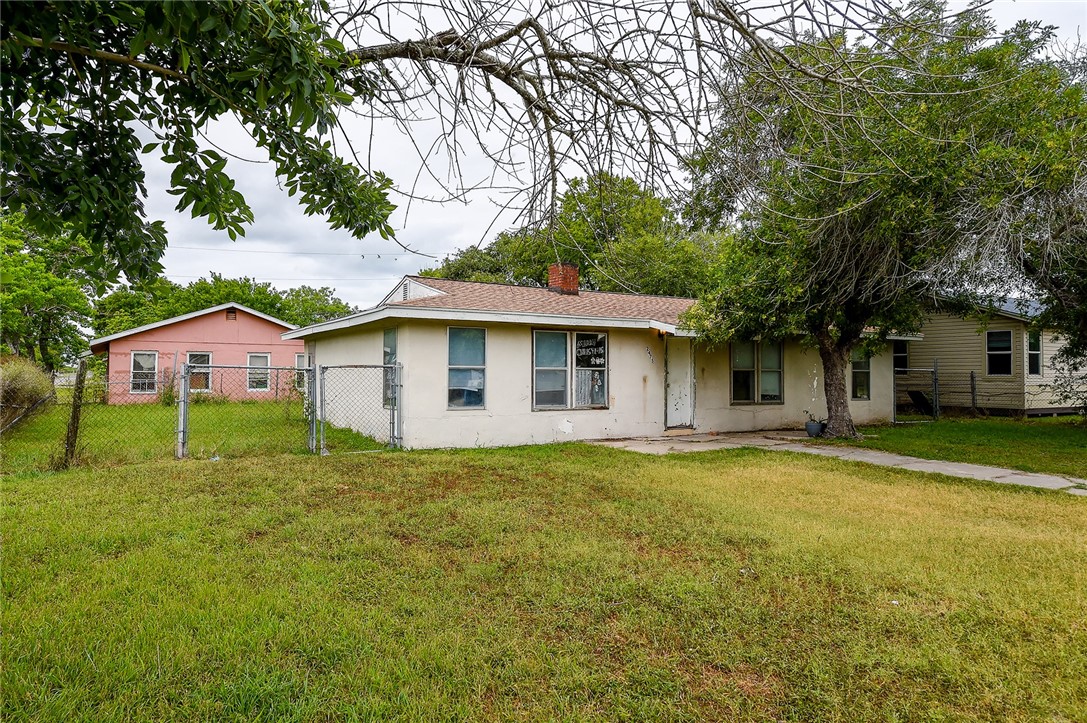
[589,431,1087,496]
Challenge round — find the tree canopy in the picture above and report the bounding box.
[0,213,94,372]
[91,274,358,337]
[2,0,968,284]
[423,173,723,298]
[685,3,1086,435]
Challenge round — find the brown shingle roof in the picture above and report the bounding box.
[391,276,694,326]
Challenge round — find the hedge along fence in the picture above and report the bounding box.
[0,356,55,433]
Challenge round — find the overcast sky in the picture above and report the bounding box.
[146,0,1085,310]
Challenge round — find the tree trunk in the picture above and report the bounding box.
[815,331,859,438]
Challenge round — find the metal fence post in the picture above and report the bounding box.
[394,363,403,448]
[318,365,328,455]
[970,370,977,412]
[892,367,898,424]
[176,363,190,459]
[932,359,940,421]
[62,358,87,469]
[307,366,317,453]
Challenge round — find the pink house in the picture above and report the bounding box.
[87,303,305,404]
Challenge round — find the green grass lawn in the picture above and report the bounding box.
[1,399,382,473]
[823,417,1087,478]
[4,445,1085,721]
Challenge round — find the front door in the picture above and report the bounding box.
[665,336,694,428]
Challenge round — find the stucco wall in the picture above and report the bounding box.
[103,309,302,404]
[693,339,894,432]
[397,321,668,448]
[306,321,895,448]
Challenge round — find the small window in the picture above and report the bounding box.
[294,353,308,390]
[188,352,211,392]
[892,340,908,375]
[534,331,568,408]
[130,352,157,394]
[1027,331,1042,376]
[247,353,271,391]
[986,331,1013,376]
[730,340,783,404]
[731,341,756,403]
[383,328,397,408]
[574,332,607,407]
[851,349,871,400]
[448,327,485,408]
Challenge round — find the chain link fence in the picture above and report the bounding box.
[894,365,1081,422]
[3,361,402,473]
[317,364,401,454]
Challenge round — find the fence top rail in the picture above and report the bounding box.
[181,364,307,372]
[896,367,936,373]
[319,364,400,370]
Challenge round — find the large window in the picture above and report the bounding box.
[731,340,783,404]
[532,331,608,410]
[188,352,211,392]
[130,351,157,394]
[892,340,909,375]
[383,328,397,408]
[1027,331,1042,376]
[247,353,270,391]
[851,349,871,400]
[448,327,485,408]
[986,331,1013,376]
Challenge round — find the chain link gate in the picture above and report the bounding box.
[317,364,402,454]
[174,363,402,459]
[176,364,316,459]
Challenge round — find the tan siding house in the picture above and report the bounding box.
[906,308,1071,413]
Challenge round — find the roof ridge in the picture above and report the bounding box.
[406,275,695,302]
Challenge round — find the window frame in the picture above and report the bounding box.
[985,330,1014,377]
[383,327,397,408]
[1027,331,1042,377]
[294,352,309,390]
[447,327,486,409]
[247,352,271,391]
[531,330,609,411]
[130,351,158,394]
[892,340,909,375]
[729,340,784,405]
[851,349,871,400]
[187,351,212,393]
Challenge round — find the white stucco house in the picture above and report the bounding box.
[284,263,899,448]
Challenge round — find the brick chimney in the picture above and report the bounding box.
[547,262,580,295]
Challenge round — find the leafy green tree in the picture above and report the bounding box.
[92,274,357,335]
[2,1,394,284]
[686,4,1084,436]
[424,173,721,297]
[1,214,94,371]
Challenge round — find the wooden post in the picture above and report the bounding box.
[62,358,87,468]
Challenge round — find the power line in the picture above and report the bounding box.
[169,244,419,259]
[164,274,403,282]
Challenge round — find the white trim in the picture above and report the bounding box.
[130,351,158,394]
[284,304,680,340]
[447,326,486,410]
[247,352,272,391]
[90,302,297,350]
[187,351,212,392]
[985,330,1014,377]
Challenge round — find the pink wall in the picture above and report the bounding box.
[103,308,305,404]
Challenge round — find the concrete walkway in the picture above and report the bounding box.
[589,431,1087,496]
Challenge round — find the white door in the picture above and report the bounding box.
[665,337,694,428]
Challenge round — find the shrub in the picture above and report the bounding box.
[0,356,54,430]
